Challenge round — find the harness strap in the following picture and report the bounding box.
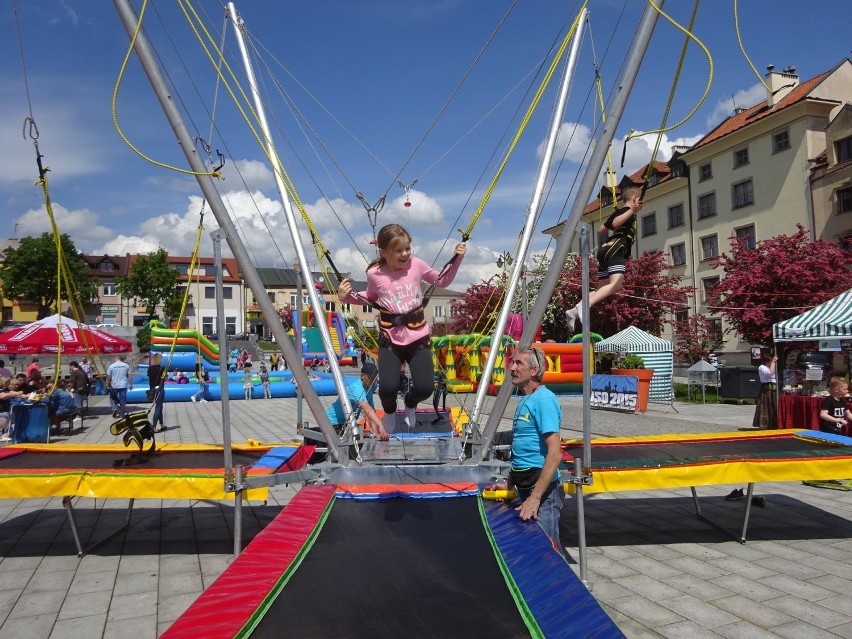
[380,307,426,330]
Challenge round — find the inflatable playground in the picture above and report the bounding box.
[291,309,358,366]
[431,331,595,396]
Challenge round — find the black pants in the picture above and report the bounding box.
[377,337,433,414]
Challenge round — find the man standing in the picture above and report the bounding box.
[68,361,89,411]
[26,357,40,379]
[325,362,388,440]
[497,347,565,554]
[106,354,132,418]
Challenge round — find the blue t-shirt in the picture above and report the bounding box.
[511,385,561,482]
[326,378,375,426]
[106,360,130,389]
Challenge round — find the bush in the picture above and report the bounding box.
[613,354,645,370]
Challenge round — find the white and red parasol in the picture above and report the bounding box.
[0,314,132,355]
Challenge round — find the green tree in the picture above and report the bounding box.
[0,233,97,319]
[116,249,182,322]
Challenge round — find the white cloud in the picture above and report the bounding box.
[220,159,277,191]
[706,83,766,127]
[12,203,114,249]
[540,122,595,165]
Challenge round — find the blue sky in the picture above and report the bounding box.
[1,0,850,288]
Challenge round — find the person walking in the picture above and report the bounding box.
[106,355,132,418]
[147,353,167,432]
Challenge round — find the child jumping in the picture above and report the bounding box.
[338,223,465,434]
[565,185,644,331]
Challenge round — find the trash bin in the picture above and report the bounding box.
[11,401,50,444]
[719,366,761,402]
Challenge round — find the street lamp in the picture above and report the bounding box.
[496,251,513,269]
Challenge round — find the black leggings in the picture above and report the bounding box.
[377,337,434,414]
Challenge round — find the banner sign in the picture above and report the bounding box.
[590,374,638,413]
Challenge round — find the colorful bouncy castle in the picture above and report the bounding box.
[148,321,220,370]
[291,310,357,366]
[432,333,516,395]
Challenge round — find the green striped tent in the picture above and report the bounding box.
[773,289,852,342]
[594,326,674,401]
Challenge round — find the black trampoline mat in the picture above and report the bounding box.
[250,497,531,638]
[564,434,852,469]
[0,449,267,470]
[389,409,454,434]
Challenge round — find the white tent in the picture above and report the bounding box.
[595,326,674,401]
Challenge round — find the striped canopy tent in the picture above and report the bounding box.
[595,326,674,401]
[773,289,852,342]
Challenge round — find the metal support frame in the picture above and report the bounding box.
[691,482,754,544]
[62,496,135,558]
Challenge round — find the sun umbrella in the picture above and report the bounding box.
[0,314,132,355]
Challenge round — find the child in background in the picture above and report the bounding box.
[819,376,852,435]
[243,362,253,400]
[337,223,465,434]
[259,365,271,399]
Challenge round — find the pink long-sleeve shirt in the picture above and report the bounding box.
[342,256,462,346]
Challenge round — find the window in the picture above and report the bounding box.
[735,224,756,249]
[668,204,684,228]
[132,315,148,327]
[642,213,657,237]
[732,179,754,208]
[434,305,444,318]
[324,301,336,312]
[103,283,117,296]
[698,192,716,219]
[698,163,712,181]
[839,187,852,214]
[362,304,370,313]
[340,303,351,313]
[202,316,214,334]
[772,129,790,153]
[204,286,233,299]
[734,147,749,168]
[702,276,720,302]
[674,309,688,325]
[102,314,117,326]
[98,262,115,272]
[601,191,613,207]
[647,172,660,186]
[267,292,276,303]
[671,162,685,178]
[225,317,236,335]
[836,136,852,163]
[670,243,686,266]
[700,235,719,260]
[708,318,723,341]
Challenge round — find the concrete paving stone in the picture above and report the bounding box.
[708,556,779,580]
[755,556,830,581]
[583,554,639,580]
[635,544,686,561]
[665,542,729,561]
[613,618,665,638]
[655,620,723,638]
[808,594,852,617]
[807,573,852,596]
[24,569,77,594]
[761,595,852,630]
[590,544,645,562]
[606,594,685,628]
[117,555,157,576]
[0,612,58,639]
[0,587,24,622]
[707,574,786,602]
[8,588,66,619]
[111,571,158,597]
[0,567,36,590]
[664,574,735,601]
[657,593,740,629]
[757,573,838,602]
[75,555,120,575]
[158,572,202,597]
[709,594,796,628]
[621,556,684,580]
[158,554,200,577]
[789,540,852,563]
[663,555,730,580]
[713,541,772,562]
[57,589,112,620]
[102,613,158,639]
[770,620,851,639]
[106,590,158,622]
[747,540,816,562]
[714,620,792,639]
[156,590,202,624]
[49,613,107,639]
[613,574,683,602]
[829,621,852,637]
[583,574,635,602]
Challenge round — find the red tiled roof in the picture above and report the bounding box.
[689,68,833,151]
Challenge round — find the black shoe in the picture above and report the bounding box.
[725,488,744,501]
[751,496,766,507]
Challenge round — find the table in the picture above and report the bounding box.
[777,394,852,436]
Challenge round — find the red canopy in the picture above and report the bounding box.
[0,314,133,355]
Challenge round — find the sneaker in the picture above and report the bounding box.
[751,496,766,508]
[725,488,744,501]
[201,399,209,403]
[405,406,417,429]
[565,308,577,332]
[0,435,10,442]
[191,396,197,403]
[382,412,396,435]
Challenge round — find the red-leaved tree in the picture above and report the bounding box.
[706,225,852,345]
[449,276,509,334]
[672,313,723,364]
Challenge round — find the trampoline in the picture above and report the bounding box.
[161,484,623,639]
[561,429,852,542]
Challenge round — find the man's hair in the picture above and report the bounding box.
[69,361,79,369]
[516,347,546,383]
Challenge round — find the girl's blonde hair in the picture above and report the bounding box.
[152,353,163,365]
[367,224,411,270]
